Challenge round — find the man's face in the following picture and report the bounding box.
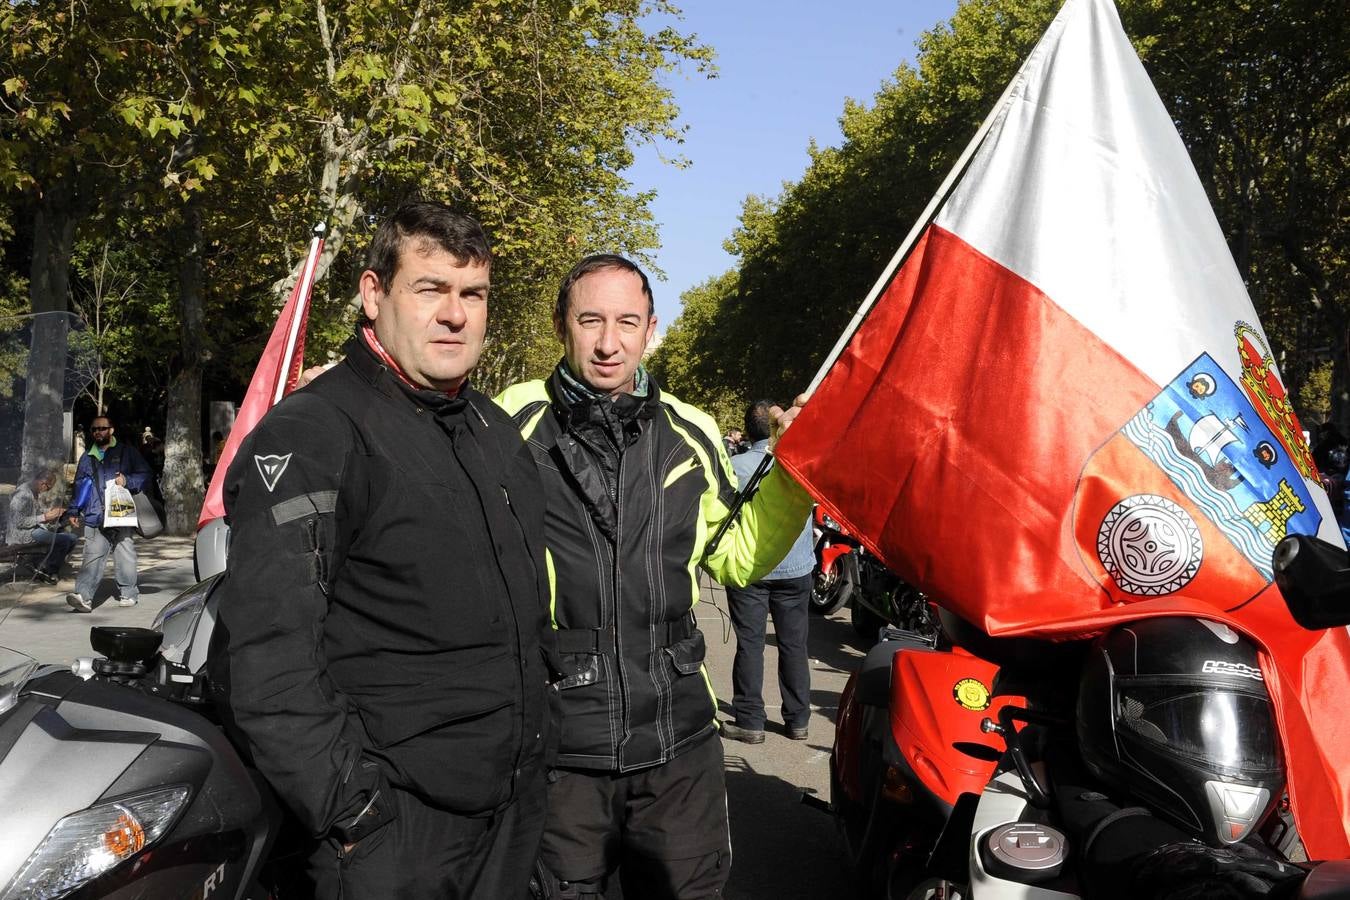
[35,473,52,492]
[91,418,114,448]
[359,239,490,392]
[555,268,658,396]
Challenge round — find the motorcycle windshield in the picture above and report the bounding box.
[1117,684,1282,774]
[0,646,39,715]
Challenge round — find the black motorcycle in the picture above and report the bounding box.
[0,576,282,899]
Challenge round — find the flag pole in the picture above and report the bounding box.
[706,1,1074,560]
[273,223,328,404]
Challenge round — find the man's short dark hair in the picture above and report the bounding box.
[365,201,492,293]
[744,400,776,443]
[555,254,655,321]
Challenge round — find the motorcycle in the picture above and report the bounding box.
[0,313,282,899]
[811,508,859,616]
[810,509,924,641]
[827,557,1350,899]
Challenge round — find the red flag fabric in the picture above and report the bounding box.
[775,0,1350,858]
[197,230,324,529]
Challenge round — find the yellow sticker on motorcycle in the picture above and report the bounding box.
[953,678,991,711]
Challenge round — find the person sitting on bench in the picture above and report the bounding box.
[6,469,76,584]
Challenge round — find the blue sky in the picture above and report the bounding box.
[628,0,960,329]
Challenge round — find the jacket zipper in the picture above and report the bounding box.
[612,447,629,766]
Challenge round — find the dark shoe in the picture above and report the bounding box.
[33,571,58,585]
[720,722,765,744]
[787,725,810,741]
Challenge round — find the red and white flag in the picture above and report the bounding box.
[775,0,1350,857]
[197,225,325,529]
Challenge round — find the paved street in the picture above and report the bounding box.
[0,534,197,663]
[1,537,867,898]
[695,576,867,900]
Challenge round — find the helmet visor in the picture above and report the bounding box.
[1117,685,1282,772]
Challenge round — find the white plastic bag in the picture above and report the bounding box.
[102,478,139,530]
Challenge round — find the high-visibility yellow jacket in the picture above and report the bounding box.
[497,371,812,771]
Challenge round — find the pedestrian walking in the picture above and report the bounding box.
[65,415,150,611]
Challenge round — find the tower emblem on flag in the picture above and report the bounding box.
[1096,494,1202,595]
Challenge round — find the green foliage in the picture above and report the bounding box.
[1299,360,1335,426]
[0,0,711,420]
[647,270,746,431]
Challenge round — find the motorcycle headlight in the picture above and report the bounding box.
[822,515,842,532]
[2,785,191,899]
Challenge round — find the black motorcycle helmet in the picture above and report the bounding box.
[1077,617,1284,845]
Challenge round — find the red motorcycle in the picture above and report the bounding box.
[811,507,859,616]
[827,553,1350,899]
[812,508,920,639]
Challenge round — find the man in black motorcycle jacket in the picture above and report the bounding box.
[211,202,557,898]
[497,254,812,899]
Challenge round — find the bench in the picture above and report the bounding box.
[0,542,51,583]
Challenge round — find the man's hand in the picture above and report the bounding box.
[768,393,810,450]
[42,507,63,523]
[298,362,338,389]
[115,473,127,487]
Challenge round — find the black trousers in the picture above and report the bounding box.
[300,767,547,900]
[726,574,812,731]
[538,732,731,899]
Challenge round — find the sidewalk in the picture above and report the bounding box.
[0,534,198,664]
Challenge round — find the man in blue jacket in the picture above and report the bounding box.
[65,415,150,612]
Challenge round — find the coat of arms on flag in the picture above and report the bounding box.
[1076,326,1322,606]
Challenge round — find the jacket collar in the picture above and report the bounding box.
[87,436,118,461]
[343,331,483,422]
[545,363,661,433]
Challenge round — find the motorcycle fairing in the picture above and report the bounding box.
[819,541,854,574]
[889,646,1026,808]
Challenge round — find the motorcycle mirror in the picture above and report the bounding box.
[1272,535,1350,630]
[90,626,164,665]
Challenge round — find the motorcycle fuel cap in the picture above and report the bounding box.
[983,822,1068,882]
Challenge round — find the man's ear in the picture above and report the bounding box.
[359,270,383,322]
[553,311,566,343]
[644,315,658,348]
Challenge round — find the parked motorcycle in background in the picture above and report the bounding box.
[810,508,926,641]
[810,508,858,616]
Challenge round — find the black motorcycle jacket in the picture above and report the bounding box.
[497,368,811,771]
[212,333,557,840]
